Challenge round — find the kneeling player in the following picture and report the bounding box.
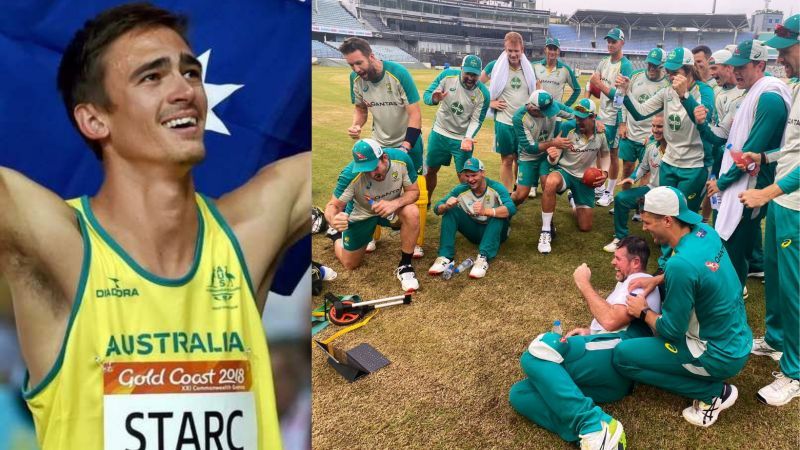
[325,139,421,292]
[538,99,609,254]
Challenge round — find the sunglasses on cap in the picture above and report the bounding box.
[775,24,799,39]
[573,104,593,115]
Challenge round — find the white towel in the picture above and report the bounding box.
[487,51,537,119]
[715,76,791,240]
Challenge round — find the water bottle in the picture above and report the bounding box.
[441,262,456,280]
[708,174,722,210]
[613,86,625,109]
[369,197,399,225]
[552,320,563,335]
[453,257,474,274]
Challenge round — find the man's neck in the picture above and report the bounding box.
[610,52,622,63]
[668,225,693,249]
[546,58,557,69]
[92,159,200,278]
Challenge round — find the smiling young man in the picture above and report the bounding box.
[428,157,515,279]
[422,54,490,201]
[616,187,751,428]
[0,4,309,449]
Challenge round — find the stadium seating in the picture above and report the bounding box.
[312,40,342,59]
[371,44,420,63]
[312,0,369,33]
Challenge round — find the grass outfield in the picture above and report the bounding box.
[310,66,797,449]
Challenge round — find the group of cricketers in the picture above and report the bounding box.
[321,15,799,449]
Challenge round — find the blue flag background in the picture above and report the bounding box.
[0,0,311,295]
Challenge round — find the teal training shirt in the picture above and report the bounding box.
[434,178,516,224]
[656,223,752,371]
[333,148,417,222]
[512,105,562,161]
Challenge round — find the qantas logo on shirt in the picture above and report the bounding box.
[705,261,720,272]
[97,278,140,298]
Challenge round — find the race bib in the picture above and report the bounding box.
[103,360,257,449]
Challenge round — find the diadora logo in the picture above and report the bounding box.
[362,85,369,92]
[207,265,239,302]
[97,277,140,298]
[782,239,792,248]
[449,87,456,92]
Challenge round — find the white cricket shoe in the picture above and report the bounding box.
[608,208,615,215]
[567,190,576,211]
[632,212,642,222]
[682,383,738,427]
[594,185,605,199]
[743,286,748,299]
[757,372,800,406]
[528,189,537,198]
[748,270,765,279]
[751,337,783,361]
[469,255,489,279]
[597,191,614,207]
[538,231,552,254]
[395,265,419,292]
[428,256,452,275]
[413,245,424,259]
[365,239,377,253]
[603,238,620,253]
[579,419,626,450]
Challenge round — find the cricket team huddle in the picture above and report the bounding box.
[319,14,799,450]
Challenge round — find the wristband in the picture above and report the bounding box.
[639,307,651,321]
[404,127,421,146]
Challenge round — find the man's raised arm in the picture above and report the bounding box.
[216,152,311,306]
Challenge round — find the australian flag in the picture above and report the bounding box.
[0,0,311,295]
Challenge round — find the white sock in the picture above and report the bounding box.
[542,212,553,231]
[606,179,617,194]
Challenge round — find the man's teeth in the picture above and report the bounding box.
[163,117,197,128]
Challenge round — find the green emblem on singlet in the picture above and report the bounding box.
[511,76,522,90]
[450,102,465,116]
[668,114,682,132]
[207,265,239,301]
[638,94,650,103]
[537,130,549,141]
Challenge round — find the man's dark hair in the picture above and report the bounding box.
[691,45,712,59]
[57,2,189,159]
[618,235,651,269]
[339,37,372,57]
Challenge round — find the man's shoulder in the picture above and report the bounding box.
[386,148,414,167]
[485,178,509,195]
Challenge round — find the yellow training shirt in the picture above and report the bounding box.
[24,194,282,449]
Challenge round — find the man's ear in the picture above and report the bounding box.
[74,103,110,141]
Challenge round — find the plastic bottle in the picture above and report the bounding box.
[552,320,563,335]
[441,262,456,280]
[453,257,475,274]
[727,143,759,176]
[708,173,722,210]
[368,197,398,225]
[613,86,625,109]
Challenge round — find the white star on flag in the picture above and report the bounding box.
[197,49,244,136]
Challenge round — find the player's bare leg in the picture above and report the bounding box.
[500,154,516,192]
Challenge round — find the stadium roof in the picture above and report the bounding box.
[567,10,749,30]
